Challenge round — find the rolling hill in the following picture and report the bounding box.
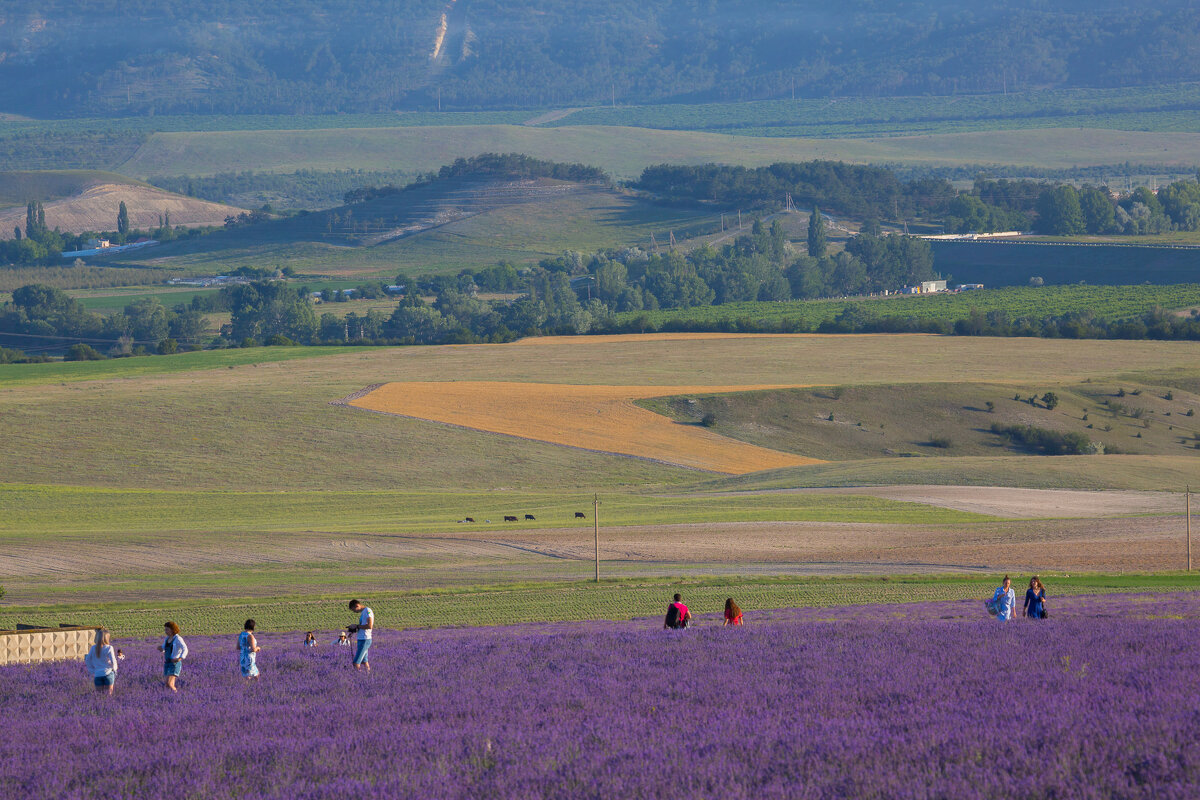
[0,171,245,239]
[113,174,722,275]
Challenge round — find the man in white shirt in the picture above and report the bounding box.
[347,598,374,671]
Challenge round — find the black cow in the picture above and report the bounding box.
[574,512,586,519]
[525,514,536,521]
[504,515,518,522]
[464,517,475,523]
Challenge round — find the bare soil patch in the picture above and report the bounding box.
[349,381,821,473]
[713,485,1184,519]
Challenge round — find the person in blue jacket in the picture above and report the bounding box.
[1023,576,1047,619]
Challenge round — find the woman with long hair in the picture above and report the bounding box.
[723,598,744,626]
[83,628,118,695]
[1024,576,1047,619]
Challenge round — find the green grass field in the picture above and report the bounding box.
[113,126,1200,180]
[615,285,1200,330]
[0,483,993,538]
[3,336,1199,634]
[4,574,1198,638]
[702,454,1200,493]
[640,379,1200,461]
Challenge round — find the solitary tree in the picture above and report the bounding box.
[1041,392,1059,410]
[117,201,129,235]
[807,206,827,258]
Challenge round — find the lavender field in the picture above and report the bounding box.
[3,592,1200,799]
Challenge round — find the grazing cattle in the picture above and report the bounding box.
[464,517,475,523]
[574,512,586,519]
[524,514,536,521]
[504,515,518,522]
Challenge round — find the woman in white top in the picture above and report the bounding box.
[992,575,1017,622]
[158,620,188,692]
[84,628,118,695]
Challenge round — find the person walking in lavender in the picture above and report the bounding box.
[1023,576,1047,619]
[990,575,1017,622]
[238,619,261,679]
[347,599,374,671]
[158,621,188,691]
[84,628,118,695]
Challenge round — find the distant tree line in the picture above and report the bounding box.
[0,284,208,356]
[630,162,1200,238]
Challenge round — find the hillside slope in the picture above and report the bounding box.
[0,180,244,238]
[114,175,719,275]
[3,1,1200,115]
[0,170,154,205]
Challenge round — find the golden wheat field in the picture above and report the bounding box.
[349,381,822,473]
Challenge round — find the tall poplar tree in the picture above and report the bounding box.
[807,206,827,258]
[117,201,129,235]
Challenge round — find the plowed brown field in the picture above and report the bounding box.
[350,381,821,473]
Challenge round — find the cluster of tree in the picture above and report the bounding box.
[0,285,207,355]
[1032,183,1200,236]
[5,1,1200,116]
[633,162,944,220]
[0,345,49,363]
[344,154,609,206]
[945,176,1200,236]
[989,424,1099,456]
[632,162,1200,239]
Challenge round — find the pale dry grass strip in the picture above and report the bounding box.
[350,381,822,474]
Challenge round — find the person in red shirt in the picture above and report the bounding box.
[664,593,692,629]
[724,598,744,626]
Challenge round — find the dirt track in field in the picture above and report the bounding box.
[2,512,1189,603]
[349,381,821,473]
[705,486,1184,519]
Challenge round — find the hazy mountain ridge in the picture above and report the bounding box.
[3,1,1199,117]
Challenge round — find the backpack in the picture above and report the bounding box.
[665,604,681,629]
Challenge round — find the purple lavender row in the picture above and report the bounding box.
[1,591,1198,798]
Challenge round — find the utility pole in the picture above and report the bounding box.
[611,83,616,108]
[593,493,600,582]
